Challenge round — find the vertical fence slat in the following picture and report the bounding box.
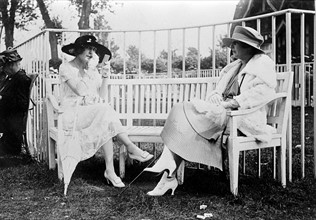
[212,25,216,76]
[168,30,172,78]
[197,27,201,77]
[286,12,293,182]
[271,16,276,63]
[123,32,126,79]
[257,18,261,178]
[153,31,157,78]
[314,13,316,179]
[138,32,142,78]
[182,29,186,78]
[300,13,306,178]
[226,23,231,64]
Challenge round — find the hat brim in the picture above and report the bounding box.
[222,37,265,54]
[62,42,112,63]
[0,49,23,64]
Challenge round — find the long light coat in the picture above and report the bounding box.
[210,53,277,142]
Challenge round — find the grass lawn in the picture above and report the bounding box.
[0,107,315,220]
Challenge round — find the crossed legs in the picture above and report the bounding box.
[144,145,182,196]
[116,133,153,162]
[102,133,154,188]
[102,138,125,187]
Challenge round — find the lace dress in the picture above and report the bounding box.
[59,62,126,160]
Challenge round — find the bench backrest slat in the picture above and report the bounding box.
[45,73,292,132]
[46,77,218,126]
[267,72,293,134]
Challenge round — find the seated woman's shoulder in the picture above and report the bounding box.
[254,53,273,61]
[16,70,31,82]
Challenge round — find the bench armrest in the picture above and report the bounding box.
[47,94,63,114]
[226,92,288,138]
[226,92,287,117]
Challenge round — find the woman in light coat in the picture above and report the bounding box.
[144,26,277,196]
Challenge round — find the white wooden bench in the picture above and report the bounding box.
[46,72,293,196]
[45,76,218,179]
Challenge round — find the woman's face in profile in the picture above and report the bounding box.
[10,61,21,74]
[230,41,251,60]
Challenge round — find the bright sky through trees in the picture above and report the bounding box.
[13,0,239,57]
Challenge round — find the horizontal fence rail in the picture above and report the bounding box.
[14,8,316,180]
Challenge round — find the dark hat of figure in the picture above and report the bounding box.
[222,26,265,53]
[0,49,23,66]
[61,35,112,63]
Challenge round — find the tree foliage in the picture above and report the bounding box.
[36,0,62,68]
[1,0,228,74]
[71,0,115,30]
[109,43,227,75]
[0,0,38,48]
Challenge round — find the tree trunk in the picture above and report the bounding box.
[78,0,92,30]
[4,23,14,49]
[0,0,18,49]
[36,0,60,68]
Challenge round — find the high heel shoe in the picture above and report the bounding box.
[147,172,178,196]
[144,146,176,177]
[129,150,154,162]
[104,171,125,188]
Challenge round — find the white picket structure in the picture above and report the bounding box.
[14,8,316,180]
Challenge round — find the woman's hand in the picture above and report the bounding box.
[82,94,99,105]
[98,62,111,78]
[208,93,223,105]
[220,99,240,109]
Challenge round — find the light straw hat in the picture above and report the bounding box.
[222,26,265,53]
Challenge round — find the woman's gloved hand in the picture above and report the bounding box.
[220,99,240,109]
[208,93,223,105]
[82,94,99,105]
[98,62,111,78]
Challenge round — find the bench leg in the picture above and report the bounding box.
[228,141,239,196]
[277,140,286,188]
[57,149,63,181]
[281,140,286,188]
[119,145,126,179]
[176,160,185,185]
[48,138,56,169]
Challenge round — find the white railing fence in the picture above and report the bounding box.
[276,62,314,106]
[14,9,316,180]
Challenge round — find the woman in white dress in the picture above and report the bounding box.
[59,35,153,188]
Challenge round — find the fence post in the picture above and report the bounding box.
[286,12,293,182]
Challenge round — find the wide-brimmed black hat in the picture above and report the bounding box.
[0,49,23,66]
[61,35,112,63]
[222,26,265,53]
